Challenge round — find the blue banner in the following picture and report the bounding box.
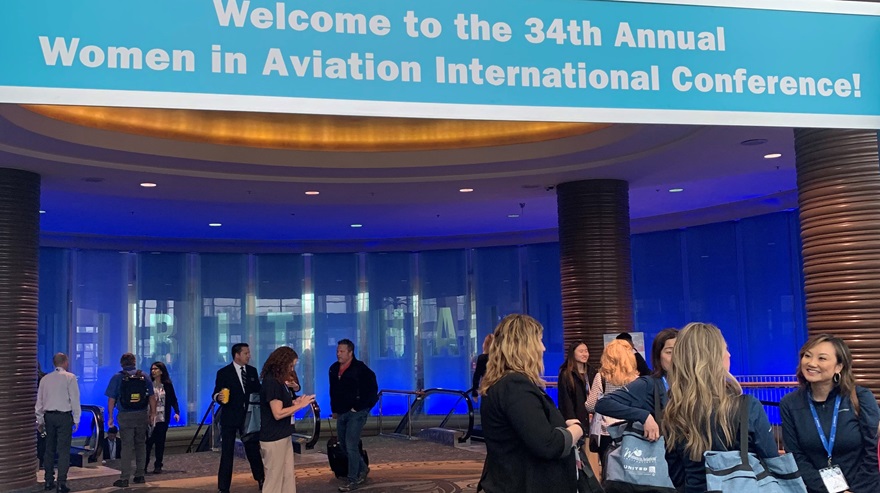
[0,0,878,128]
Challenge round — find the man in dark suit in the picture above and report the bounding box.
[102,426,122,461]
[616,332,652,376]
[213,343,264,493]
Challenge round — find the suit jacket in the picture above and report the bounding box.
[213,363,261,427]
[102,437,122,460]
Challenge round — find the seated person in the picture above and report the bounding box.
[103,426,122,461]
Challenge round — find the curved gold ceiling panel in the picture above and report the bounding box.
[23,105,608,152]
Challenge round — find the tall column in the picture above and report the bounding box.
[557,180,634,357]
[0,168,41,491]
[795,129,880,397]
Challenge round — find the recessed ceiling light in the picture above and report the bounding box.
[669,188,684,193]
[740,138,768,146]
[459,188,474,193]
[140,182,157,188]
[208,223,222,227]
[39,210,46,214]
[305,190,320,196]
[764,153,782,159]
[508,214,520,218]
[350,224,363,228]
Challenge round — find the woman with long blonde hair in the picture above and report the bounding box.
[662,322,777,492]
[477,314,585,493]
[585,339,640,476]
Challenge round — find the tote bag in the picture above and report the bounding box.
[603,379,676,493]
[241,392,261,442]
[704,395,806,493]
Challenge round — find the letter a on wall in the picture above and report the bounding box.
[434,307,459,356]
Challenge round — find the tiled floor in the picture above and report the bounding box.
[34,436,487,493]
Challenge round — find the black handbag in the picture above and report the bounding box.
[576,446,605,493]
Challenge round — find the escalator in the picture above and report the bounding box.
[187,401,321,454]
[61,404,105,467]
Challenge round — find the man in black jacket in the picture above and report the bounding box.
[329,339,378,492]
[212,343,264,493]
[616,332,652,377]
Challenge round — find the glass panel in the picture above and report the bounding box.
[419,250,469,413]
[71,250,130,408]
[312,253,358,413]
[198,254,247,420]
[525,243,563,371]
[254,254,309,394]
[38,248,69,374]
[683,223,744,373]
[739,212,806,375]
[632,230,686,368]
[136,252,190,426]
[366,252,415,414]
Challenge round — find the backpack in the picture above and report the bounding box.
[119,370,149,410]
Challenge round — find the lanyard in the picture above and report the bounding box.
[807,392,841,466]
[662,376,669,390]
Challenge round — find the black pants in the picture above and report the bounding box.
[218,425,264,491]
[43,411,73,485]
[146,421,169,470]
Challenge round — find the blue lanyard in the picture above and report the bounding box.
[807,392,841,465]
[661,376,669,390]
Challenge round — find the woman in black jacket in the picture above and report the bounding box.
[557,341,597,431]
[146,361,179,474]
[477,314,585,493]
[780,334,880,493]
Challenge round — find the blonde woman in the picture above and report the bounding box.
[585,339,640,476]
[662,323,777,492]
[477,314,584,493]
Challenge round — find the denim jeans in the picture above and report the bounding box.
[336,409,368,482]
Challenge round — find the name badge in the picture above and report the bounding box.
[819,465,849,493]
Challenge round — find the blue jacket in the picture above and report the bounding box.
[780,386,880,493]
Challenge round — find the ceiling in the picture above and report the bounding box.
[0,104,798,251]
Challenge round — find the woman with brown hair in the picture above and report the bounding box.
[259,347,315,493]
[557,341,598,434]
[477,314,584,493]
[781,334,879,493]
[585,339,640,476]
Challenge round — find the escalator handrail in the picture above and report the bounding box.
[291,401,322,450]
[80,404,104,463]
[382,387,474,443]
[188,400,322,452]
[186,400,217,453]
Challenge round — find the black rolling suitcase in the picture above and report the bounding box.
[327,419,369,478]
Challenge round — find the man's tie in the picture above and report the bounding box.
[240,365,247,393]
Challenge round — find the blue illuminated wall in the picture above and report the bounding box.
[37,211,807,419]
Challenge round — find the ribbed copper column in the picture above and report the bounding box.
[0,168,40,491]
[795,129,880,398]
[557,180,634,357]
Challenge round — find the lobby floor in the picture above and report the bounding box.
[36,436,487,493]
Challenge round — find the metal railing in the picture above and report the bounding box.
[187,400,321,453]
[378,388,475,443]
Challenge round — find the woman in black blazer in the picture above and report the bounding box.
[477,314,585,493]
[146,361,180,474]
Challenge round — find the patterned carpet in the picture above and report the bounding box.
[32,437,486,493]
